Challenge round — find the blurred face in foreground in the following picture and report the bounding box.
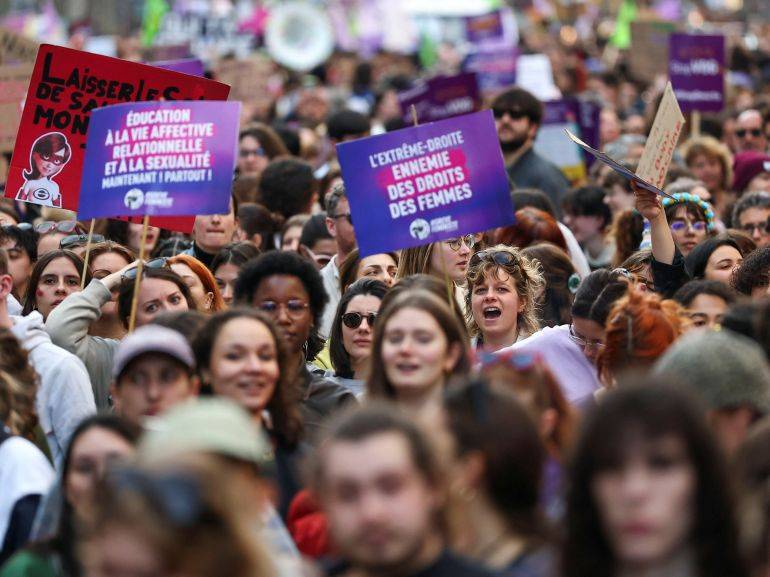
[321,432,441,574]
[591,435,695,568]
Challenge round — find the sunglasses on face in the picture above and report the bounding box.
[35,220,80,234]
[60,233,106,249]
[341,311,377,329]
[239,147,265,158]
[670,220,707,233]
[258,299,309,318]
[121,257,168,281]
[492,107,527,121]
[445,234,477,252]
[736,128,762,139]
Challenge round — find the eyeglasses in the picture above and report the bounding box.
[121,257,168,281]
[445,234,477,252]
[2,222,33,232]
[736,128,762,139]
[477,350,537,370]
[257,299,309,318]
[330,213,353,226]
[341,311,377,329]
[568,323,606,350]
[741,219,770,234]
[492,107,527,121]
[35,220,80,234]
[239,147,266,158]
[469,248,518,268]
[670,220,707,233]
[60,233,106,249]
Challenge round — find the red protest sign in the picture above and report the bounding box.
[5,45,230,212]
[116,215,195,235]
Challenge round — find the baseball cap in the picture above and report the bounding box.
[113,325,195,380]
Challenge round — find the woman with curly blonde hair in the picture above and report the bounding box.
[465,245,544,351]
[596,290,687,388]
[682,136,734,218]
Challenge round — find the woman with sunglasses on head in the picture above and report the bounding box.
[210,242,261,307]
[328,279,389,396]
[397,233,481,287]
[0,414,140,577]
[168,254,225,314]
[563,382,748,577]
[368,289,470,418]
[193,308,305,518]
[465,245,544,352]
[45,258,194,410]
[34,220,84,257]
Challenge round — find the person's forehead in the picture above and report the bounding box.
[325,433,416,480]
[740,206,770,222]
[738,111,762,127]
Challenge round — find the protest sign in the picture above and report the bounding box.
[565,130,672,199]
[465,11,506,44]
[0,28,39,64]
[0,63,33,153]
[534,100,586,182]
[462,46,518,93]
[116,215,195,235]
[151,58,205,77]
[5,44,230,211]
[337,110,514,256]
[398,73,480,124]
[635,82,685,189]
[668,33,725,113]
[629,21,674,83]
[515,54,560,101]
[214,55,273,102]
[78,101,240,220]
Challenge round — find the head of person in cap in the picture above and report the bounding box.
[732,151,770,195]
[653,329,770,455]
[110,324,200,426]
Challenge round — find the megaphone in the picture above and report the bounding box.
[265,2,335,72]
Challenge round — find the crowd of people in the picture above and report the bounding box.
[1,4,770,577]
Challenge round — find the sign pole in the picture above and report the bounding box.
[691,110,701,138]
[127,214,150,333]
[80,219,96,289]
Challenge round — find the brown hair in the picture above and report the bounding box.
[0,330,39,441]
[88,241,135,272]
[609,209,645,268]
[682,135,733,193]
[22,249,92,316]
[338,248,399,294]
[522,243,576,328]
[596,291,686,386]
[464,245,544,338]
[396,243,436,279]
[367,290,470,400]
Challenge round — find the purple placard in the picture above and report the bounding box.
[78,101,240,219]
[336,110,514,257]
[465,11,505,44]
[669,33,725,113]
[398,73,480,124]
[462,47,518,93]
[151,58,206,77]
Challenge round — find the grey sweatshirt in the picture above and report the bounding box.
[45,279,119,409]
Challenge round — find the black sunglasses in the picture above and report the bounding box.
[492,107,527,120]
[60,233,106,249]
[469,249,519,268]
[121,257,168,281]
[341,311,377,329]
[736,128,762,138]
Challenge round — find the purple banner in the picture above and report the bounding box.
[151,58,205,77]
[462,47,518,93]
[465,11,505,44]
[669,33,725,113]
[336,110,514,257]
[398,73,480,124]
[78,101,240,220]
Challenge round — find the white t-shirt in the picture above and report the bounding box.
[17,178,61,207]
[0,434,55,545]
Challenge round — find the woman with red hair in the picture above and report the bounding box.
[168,254,226,313]
[496,207,568,252]
[596,290,686,388]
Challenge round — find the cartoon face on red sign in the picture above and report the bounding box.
[5,44,230,212]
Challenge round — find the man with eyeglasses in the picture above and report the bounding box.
[319,184,358,338]
[733,109,768,154]
[490,87,569,215]
[733,191,770,248]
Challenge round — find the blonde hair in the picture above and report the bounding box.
[681,135,733,193]
[464,245,544,338]
[396,243,436,279]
